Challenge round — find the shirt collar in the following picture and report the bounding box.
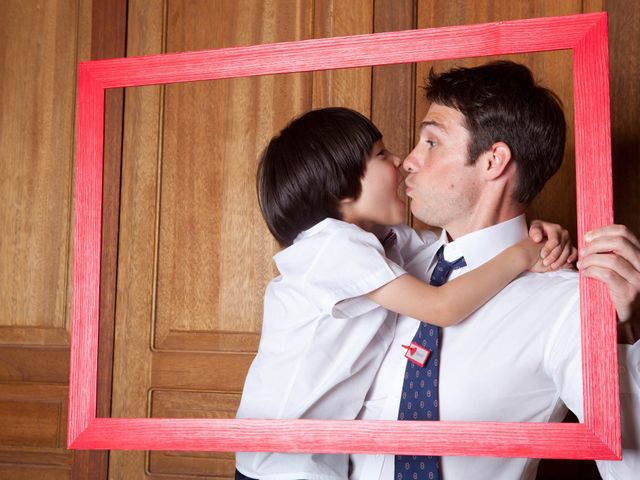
[437,214,529,269]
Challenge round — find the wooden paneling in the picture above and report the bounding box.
[151,352,254,391]
[147,390,241,478]
[0,466,70,480]
[0,0,92,478]
[0,0,78,345]
[71,0,129,479]
[607,0,640,236]
[0,384,68,449]
[312,0,374,112]
[0,384,71,475]
[153,0,302,346]
[0,348,69,384]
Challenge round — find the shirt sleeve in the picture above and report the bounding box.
[303,225,406,318]
[596,341,640,479]
[545,288,640,479]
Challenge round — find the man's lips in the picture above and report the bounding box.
[404,181,413,196]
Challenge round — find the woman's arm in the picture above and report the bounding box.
[367,238,542,327]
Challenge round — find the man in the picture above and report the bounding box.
[351,61,640,479]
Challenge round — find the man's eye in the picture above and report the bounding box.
[425,140,436,147]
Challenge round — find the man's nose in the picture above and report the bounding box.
[403,151,419,173]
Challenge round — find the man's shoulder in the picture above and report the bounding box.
[521,268,579,283]
[507,268,579,302]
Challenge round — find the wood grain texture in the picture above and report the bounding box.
[0,347,69,384]
[154,0,297,344]
[312,0,374,113]
[0,383,69,448]
[0,0,88,478]
[106,0,165,476]
[607,0,640,235]
[0,0,77,341]
[147,390,241,477]
[0,383,71,474]
[72,0,128,478]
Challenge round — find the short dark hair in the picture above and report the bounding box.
[425,60,566,205]
[257,107,382,247]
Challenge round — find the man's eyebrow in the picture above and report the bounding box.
[420,120,447,134]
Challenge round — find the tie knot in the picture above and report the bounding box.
[430,245,466,286]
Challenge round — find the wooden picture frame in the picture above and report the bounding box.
[69,12,620,460]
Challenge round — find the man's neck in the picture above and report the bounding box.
[445,200,525,240]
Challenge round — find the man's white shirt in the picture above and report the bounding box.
[351,215,640,480]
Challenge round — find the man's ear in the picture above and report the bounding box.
[481,142,513,180]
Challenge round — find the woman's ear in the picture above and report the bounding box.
[483,142,513,180]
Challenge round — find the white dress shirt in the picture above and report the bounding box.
[236,219,434,480]
[351,215,640,480]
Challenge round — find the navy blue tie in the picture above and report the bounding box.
[395,245,466,480]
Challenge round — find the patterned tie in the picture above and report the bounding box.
[394,245,466,480]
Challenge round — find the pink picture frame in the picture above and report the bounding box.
[69,12,620,459]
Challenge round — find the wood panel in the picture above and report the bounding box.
[607,0,640,236]
[72,0,129,478]
[0,384,68,448]
[0,0,92,478]
[0,382,72,476]
[0,0,78,345]
[0,347,69,384]
[153,0,306,348]
[312,0,374,113]
[147,390,240,478]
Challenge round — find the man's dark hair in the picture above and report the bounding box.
[425,60,566,205]
[257,107,381,247]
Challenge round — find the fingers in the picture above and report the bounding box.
[542,229,571,269]
[578,251,640,283]
[578,253,640,321]
[580,225,640,324]
[581,234,640,273]
[568,246,578,264]
[585,224,640,250]
[548,243,575,270]
[528,220,545,242]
